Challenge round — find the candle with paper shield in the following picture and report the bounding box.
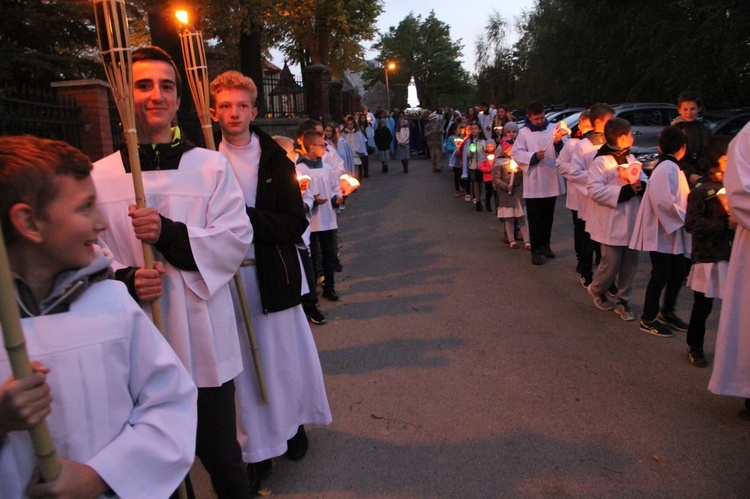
[508,160,519,194]
[716,187,729,213]
[297,174,312,195]
[340,174,361,196]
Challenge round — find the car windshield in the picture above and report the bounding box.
[700,114,728,131]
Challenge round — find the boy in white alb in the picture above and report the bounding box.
[0,136,196,499]
[208,71,331,480]
[586,118,647,321]
[510,100,566,265]
[630,126,691,336]
[91,47,254,497]
[297,123,344,301]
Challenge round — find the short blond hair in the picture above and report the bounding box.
[210,70,258,106]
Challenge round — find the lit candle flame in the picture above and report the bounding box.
[509,160,518,172]
[717,187,726,195]
[486,154,495,161]
[175,10,189,26]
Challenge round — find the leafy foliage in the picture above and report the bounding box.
[0,0,102,84]
[476,0,750,109]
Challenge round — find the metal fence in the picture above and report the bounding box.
[261,73,306,118]
[0,83,81,148]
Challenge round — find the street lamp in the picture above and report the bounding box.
[384,61,396,112]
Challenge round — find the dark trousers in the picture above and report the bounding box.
[526,196,557,254]
[299,247,318,309]
[572,210,596,277]
[687,291,713,350]
[360,154,369,177]
[453,167,462,191]
[484,180,494,210]
[196,381,250,498]
[642,251,688,320]
[310,229,337,291]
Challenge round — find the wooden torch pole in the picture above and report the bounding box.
[178,23,268,403]
[0,219,60,482]
[93,0,164,334]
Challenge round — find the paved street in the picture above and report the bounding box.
[193,156,748,498]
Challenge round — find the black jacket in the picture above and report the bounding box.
[244,125,309,313]
[685,176,733,263]
[374,127,393,150]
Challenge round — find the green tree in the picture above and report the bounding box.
[371,11,473,109]
[0,0,102,84]
[474,11,517,107]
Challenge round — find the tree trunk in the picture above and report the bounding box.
[239,22,265,115]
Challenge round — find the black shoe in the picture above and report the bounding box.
[542,245,555,258]
[334,262,343,272]
[286,425,309,461]
[639,318,674,337]
[475,201,483,212]
[606,282,618,298]
[486,205,492,213]
[255,459,273,480]
[322,288,340,301]
[305,306,326,325]
[745,398,750,413]
[531,253,544,265]
[246,462,262,495]
[688,348,708,368]
[659,312,689,332]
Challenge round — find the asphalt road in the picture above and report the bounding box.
[192,156,748,498]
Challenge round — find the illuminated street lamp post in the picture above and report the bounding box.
[385,61,396,112]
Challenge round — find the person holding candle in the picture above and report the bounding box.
[630,126,691,333]
[708,121,750,414]
[571,104,614,288]
[92,46,255,498]
[510,101,566,264]
[585,118,647,319]
[0,136,197,498]
[492,150,530,250]
[684,136,733,367]
[462,122,488,212]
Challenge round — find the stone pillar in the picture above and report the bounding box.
[329,78,343,123]
[302,64,331,123]
[51,79,113,161]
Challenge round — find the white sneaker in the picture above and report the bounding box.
[465,195,471,201]
[614,302,636,321]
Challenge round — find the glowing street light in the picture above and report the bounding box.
[385,61,396,112]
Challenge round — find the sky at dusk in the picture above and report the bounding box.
[269,0,537,75]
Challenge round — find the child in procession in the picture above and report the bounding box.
[395,116,411,173]
[374,118,393,173]
[585,118,647,322]
[684,136,733,367]
[492,142,530,250]
[630,126,691,336]
[0,136,197,499]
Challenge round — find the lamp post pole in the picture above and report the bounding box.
[384,62,395,112]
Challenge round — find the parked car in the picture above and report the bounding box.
[632,108,750,174]
[547,107,585,124]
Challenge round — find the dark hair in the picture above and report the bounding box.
[132,46,182,97]
[579,109,591,121]
[0,136,92,245]
[344,116,361,133]
[604,117,631,145]
[658,126,687,155]
[324,122,339,147]
[297,118,322,138]
[301,129,324,150]
[527,100,545,116]
[677,90,702,109]
[589,103,614,124]
[705,135,730,168]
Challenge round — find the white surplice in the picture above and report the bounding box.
[93,148,252,387]
[709,122,750,398]
[586,153,647,246]
[0,281,197,499]
[630,158,692,255]
[219,140,332,464]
